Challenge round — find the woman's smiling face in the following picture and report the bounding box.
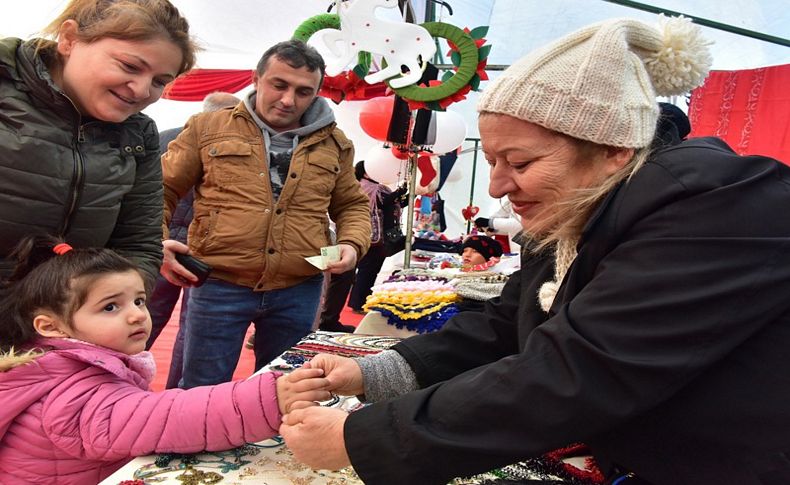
[480,114,617,236]
[54,22,182,122]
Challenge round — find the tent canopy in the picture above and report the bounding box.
[4,1,787,82]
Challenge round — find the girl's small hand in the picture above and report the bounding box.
[276,368,331,414]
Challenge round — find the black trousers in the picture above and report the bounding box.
[348,243,388,311]
[318,268,355,328]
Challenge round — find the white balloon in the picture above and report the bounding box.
[328,100,379,160]
[363,145,406,185]
[445,165,464,182]
[431,110,467,155]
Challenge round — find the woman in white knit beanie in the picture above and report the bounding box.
[476,15,713,311]
[282,17,790,485]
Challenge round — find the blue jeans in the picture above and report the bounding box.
[145,274,191,389]
[164,288,189,389]
[179,275,323,388]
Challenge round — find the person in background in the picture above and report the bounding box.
[0,0,197,289]
[318,161,408,331]
[281,16,790,485]
[160,40,371,388]
[473,198,523,252]
[0,235,329,484]
[314,223,358,333]
[146,92,241,389]
[459,234,503,270]
[346,161,408,314]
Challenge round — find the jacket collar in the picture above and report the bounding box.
[27,337,155,388]
[233,101,350,151]
[577,179,627,248]
[1,38,81,125]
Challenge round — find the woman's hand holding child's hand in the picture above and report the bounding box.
[276,367,331,414]
[303,354,364,396]
[281,407,351,471]
[277,355,362,469]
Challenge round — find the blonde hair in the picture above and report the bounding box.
[528,144,651,251]
[36,0,197,75]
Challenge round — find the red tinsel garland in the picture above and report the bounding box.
[162,68,388,103]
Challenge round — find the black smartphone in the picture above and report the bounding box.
[174,252,212,287]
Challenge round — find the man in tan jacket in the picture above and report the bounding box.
[160,40,371,388]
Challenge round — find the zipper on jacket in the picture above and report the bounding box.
[77,123,86,143]
[60,124,86,236]
[54,88,89,237]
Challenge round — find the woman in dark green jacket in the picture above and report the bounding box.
[0,0,197,285]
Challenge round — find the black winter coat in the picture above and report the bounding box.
[0,38,163,283]
[346,137,790,485]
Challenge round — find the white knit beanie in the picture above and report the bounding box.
[477,16,712,148]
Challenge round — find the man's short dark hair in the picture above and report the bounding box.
[256,40,326,84]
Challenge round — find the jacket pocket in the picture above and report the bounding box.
[190,208,219,253]
[204,141,258,185]
[305,148,340,194]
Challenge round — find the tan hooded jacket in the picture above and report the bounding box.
[162,101,371,291]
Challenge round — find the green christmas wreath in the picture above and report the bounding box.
[292,15,491,110]
[390,22,480,103]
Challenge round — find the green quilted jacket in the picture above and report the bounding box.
[0,38,163,284]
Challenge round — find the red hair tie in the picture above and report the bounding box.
[52,243,73,255]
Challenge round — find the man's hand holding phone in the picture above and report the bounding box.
[160,239,212,287]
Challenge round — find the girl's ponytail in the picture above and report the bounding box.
[3,235,64,289]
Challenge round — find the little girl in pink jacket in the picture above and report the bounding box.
[0,236,329,484]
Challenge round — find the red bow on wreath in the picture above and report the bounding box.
[319,71,388,103]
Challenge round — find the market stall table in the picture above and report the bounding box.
[101,331,599,485]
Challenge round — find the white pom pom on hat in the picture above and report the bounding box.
[645,15,714,96]
[477,15,713,149]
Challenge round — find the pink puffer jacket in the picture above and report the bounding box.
[0,338,282,484]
